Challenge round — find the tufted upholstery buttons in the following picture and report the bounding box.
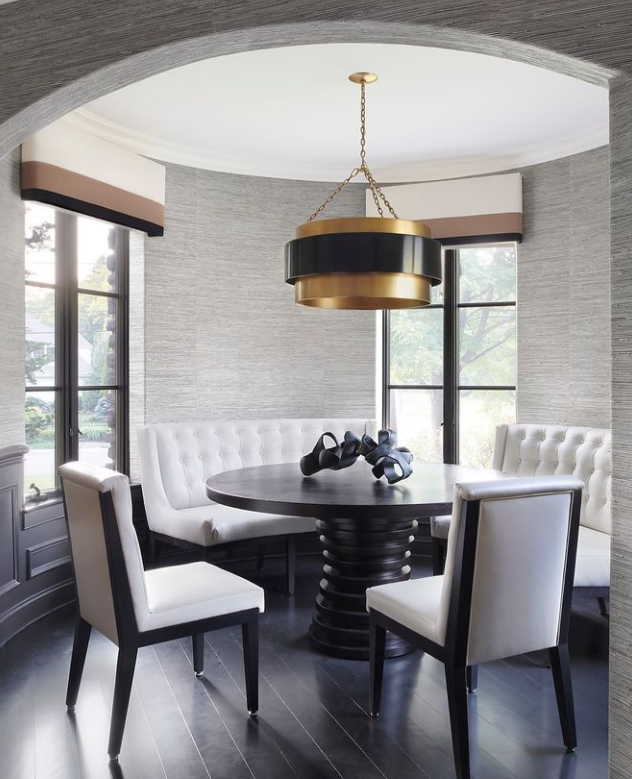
[499,424,611,536]
[140,418,373,512]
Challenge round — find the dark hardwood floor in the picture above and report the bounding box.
[0,556,608,779]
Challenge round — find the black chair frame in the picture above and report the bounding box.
[62,485,260,762]
[369,487,582,779]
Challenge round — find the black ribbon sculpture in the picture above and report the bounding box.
[300,428,413,484]
[299,431,362,475]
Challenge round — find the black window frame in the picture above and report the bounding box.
[24,207,130,503]
[382,245,517,465]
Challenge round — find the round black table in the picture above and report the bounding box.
[206,460,503,660]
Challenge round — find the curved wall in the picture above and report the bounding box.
[0,6,631,774]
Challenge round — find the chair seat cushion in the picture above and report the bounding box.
[574,526,610,587]
[140,562,264,632]
[366,575,445,646]
[429,515,451,540]
[153,503,317,546]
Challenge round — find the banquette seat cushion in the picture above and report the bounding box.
[138,418,372,547]
[430,424,611,588]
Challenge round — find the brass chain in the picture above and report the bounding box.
[307,166,362,222]
[306,78,399,222]
[360,82,366,165]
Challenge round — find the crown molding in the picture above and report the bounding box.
[65,108,608,183]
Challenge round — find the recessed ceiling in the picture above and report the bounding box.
[67,43,609,183]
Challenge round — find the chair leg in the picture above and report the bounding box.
[108,647,138,761]
[549,644,577,752]
[257,545,265,572]
[192,634,204,677]
[369,615,386,717]
[431,537,446,575]
[466,665,478,693]
[242,616,259,716]
[597,596,609,617]
[66,618,92,710]
[445,665,471,779]
[286,538,296,595]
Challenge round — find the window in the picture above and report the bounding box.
[384,244,516,468]
[24,204,129,499]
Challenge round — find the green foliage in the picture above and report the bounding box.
[25,339,55,384]
[25,396,54,442]
[25,220,54,252]
[390,246,517,466]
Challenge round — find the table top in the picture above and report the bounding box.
[206,461,506,519]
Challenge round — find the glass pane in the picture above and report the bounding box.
[78,293,117,386]
[78,389,117,470]
[390,308,443,385]
[458,245,516,304]
[459,306,515,386]
[25,286,56,387]
[24,391,57,495]
[77,216,116,292]
[25,203,56,284]
[389,389,443,463]
[459,390,516,469]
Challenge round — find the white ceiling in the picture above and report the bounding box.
[68,43,609,183]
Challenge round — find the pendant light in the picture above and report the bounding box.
[284,72,442,310]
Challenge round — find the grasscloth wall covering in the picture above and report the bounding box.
[0,148,24,449]
[517,146,611,428]
[143,165,374,428]
[1,3,632,775]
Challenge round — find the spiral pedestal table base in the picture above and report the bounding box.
[309,515,418,659]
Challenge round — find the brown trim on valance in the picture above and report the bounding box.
[421,212,523,242]
[21,161,164,234]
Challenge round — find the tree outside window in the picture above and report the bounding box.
[387,245,516,468]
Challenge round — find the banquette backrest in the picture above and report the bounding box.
[138,418,373,511]
[492,424,611,535]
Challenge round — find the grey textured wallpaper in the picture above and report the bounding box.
[0,149,23,449]
[142,166,375,426]
[517,146,611,428]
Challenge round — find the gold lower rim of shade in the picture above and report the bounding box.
[295,272,432,310]
[295,217,431,240]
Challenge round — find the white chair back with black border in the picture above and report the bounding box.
[60,462,143,644]
[368,475,583,779]
[440,477,581,666]
[59,461,263,762]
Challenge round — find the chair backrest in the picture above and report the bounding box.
[436,476,583,667]
[493,423,611,534]
[138,418,373,511]
[59,462,149,644]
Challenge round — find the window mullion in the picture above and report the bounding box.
[381,310,390,428]
[58,212,78,462]
[443,250,458,464]
[115,227,130,474]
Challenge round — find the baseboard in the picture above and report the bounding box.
[0,579,75,649]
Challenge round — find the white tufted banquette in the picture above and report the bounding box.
[430,423,611,588]
[138,419,373,547]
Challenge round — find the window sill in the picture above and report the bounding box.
[23,494,63,514]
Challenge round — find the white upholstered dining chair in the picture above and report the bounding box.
[367,476,583,779]
[59,462,265,762]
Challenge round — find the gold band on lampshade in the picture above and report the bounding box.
[294,272,432,309]
[295,217,431,240]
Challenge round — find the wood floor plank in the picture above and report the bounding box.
[198,629,348,779]
[0,556,608,779]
